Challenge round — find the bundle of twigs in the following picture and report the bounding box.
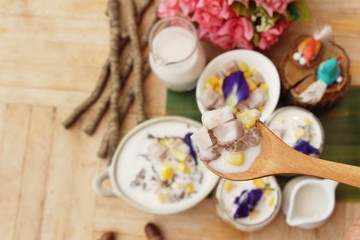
[63,0,158,159]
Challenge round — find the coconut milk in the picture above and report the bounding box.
[149,25,206,92]
[293,184,329,218]
[209,143,262,174]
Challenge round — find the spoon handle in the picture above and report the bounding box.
[283,151,360,188]
[260,122,360,188]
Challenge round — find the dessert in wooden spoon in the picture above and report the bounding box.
[191,106,360,188]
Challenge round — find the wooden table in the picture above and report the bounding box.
[1,0,360,239]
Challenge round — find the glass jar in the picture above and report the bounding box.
[148,16,206,92]
[215,177,281,232]
[265,106,325,157]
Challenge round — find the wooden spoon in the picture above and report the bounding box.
[205,121,360,188]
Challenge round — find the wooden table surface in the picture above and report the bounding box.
[1,0,360,239]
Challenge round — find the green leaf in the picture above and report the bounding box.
[231,2,250,16]
[252,33,260,46]
[287,0,312,21]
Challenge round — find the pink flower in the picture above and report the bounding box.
[157,0,181,18]
[196,0,233,19]
[179,0,199,16]
[157,0,295,50]
[258,19,291,49]
[157,0,199,18]
[255,0,294,17]
[192,9,224,36]
[209,17,254,50]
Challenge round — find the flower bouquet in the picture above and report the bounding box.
[157,0,311,50]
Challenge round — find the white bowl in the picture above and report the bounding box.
[93,116,219,215]
[196,49,280,121]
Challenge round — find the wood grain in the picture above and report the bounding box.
[0,0,359,239]
[0,106,31,239]
[13,107,55,240]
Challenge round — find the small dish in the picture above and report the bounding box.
[93,116,219,215]
[196,49,280,121]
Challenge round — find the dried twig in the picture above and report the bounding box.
[107,0,123,156]
[98,90,134,158]
[82,1,154,136]
[120,1,156,83]
[83,40,128,136]
[120,0,152,42]
[63,0,156,161]
[62,60,110,128]
[140,4,158,46]
[125,0,149,123]
[83,86,111,135]
[98,61,150,158]
[134,0,152,22]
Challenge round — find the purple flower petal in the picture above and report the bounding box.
[234,201,250,218]
[293,139,320,156]
[234,190,248,205]
[185,132,198,165]
[222,71,249,107]
[233,189,263,219]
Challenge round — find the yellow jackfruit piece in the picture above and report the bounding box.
[249,210,260,220]
[244,71,253,79]
[268,196,275,207]
[224,182,235,193]
[250,68,258,75]
[224,152,244,166]
[214,85,222,93]
[237,62,249,72]
[257,105,264,112]
[304,118,312,125]
[294,128,307,140]
[159,138,174,147]
[160,164,174,180]
[176,163,191,174]
[158,194,165,203]
[174,150,188,162]
[246,78,257,92]
[260,83,269,92]
[205,75,221,90]
[185,182,195,194]
[253,178,265,188]
[236,109,261,129]
[264,183,273,196]
[205,82,212,89]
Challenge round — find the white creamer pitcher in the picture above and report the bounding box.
[282,176,338,229]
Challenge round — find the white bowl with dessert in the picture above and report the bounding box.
[93,116,219,215]
[196,49,280,122]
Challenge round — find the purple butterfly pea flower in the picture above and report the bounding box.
[233,189,263,219]
[185,132,198,165]
[293,139,320,156]
[222,71,250,108]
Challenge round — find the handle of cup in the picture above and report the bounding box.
[93,168,116,198]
